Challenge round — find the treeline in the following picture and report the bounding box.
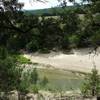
[1,10,100,53]
[0,0,100,53]
[24,5,85,16]
[0,0,100,97]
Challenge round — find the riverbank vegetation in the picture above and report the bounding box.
[0,0,100,98]
[0,0,100,53]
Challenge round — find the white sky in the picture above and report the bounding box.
[19,0,74,10]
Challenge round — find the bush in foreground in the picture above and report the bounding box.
[81,68,100,97]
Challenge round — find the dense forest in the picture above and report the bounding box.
[0,0,100,99]
[0,0,100,53]
[24,6,83,15]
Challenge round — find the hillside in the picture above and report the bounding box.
[24,6,81,15]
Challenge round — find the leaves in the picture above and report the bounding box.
[81,68,100,96]
[0,51,22,92]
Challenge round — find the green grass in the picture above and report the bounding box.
[12,54,32,64]
[36,68,85,92]
[12,54,85,92]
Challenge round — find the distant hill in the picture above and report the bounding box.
[24,6,84,16]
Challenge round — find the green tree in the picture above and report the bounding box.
[69,0,100,48]
[38,17,63,50]
[81,68,100,97]
[0,47,22,92]
[61,10,80,35]
[0,0,39,50]
[0,47,8,59]
[68,35,80,48]
[59,8,80,49]
[31,68,39,84]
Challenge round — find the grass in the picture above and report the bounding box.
[11,54,32,64]
[36,68,85,92]
[13,54,85,92]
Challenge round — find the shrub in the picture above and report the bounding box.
[26,40,39,52]
[32,85,39,94]
[69,35,80,48]
[81,68,100,97]
[39,48,50,53]
[30,68,39,84]
[0,47,22,92]
[40,76,48,87]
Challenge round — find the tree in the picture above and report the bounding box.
[81,68,100,97]
[60,9,80,34]
[38,17,63,50]
[69,0,100,49]
[31,68,39,84]
[0,0,24,31]
[0,0,39,48]
[0,47,22,92]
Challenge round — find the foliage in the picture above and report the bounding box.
[0,0,100,96]
[24,6,79,16]
[81,68,100,97]
[18,80,29,93]
[40,76,48,87]
[68,35,80,48]
[38,17,63,50]
[26,40,40,52]
[32,85,39,94]
[61,10,80,35]
[0,0,100,52]
[30,68,39,84]
[14,54,31,64]
[0,47,8,59]
[18,68,39,93]
[90,30,100,46]
[0,47,22,92]
[18,71,31,93]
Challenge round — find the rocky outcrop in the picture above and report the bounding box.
[0,90,97,100]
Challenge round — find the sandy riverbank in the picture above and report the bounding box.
[24,48,100,73]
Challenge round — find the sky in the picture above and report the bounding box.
[18,0,73,10]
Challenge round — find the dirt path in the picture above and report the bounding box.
[24,49,100,73]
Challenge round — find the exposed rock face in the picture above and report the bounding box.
[8,91,19,100]
[0,90,97,100]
